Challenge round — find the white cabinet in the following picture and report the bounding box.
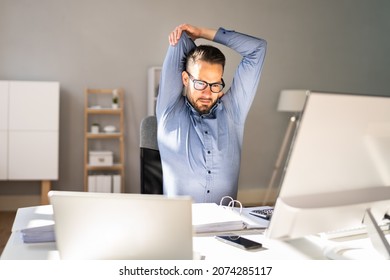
[8,131,59,179]
[0,81,8,130]
[0,132,7,180]
[9,81,59,131]
[0,81,59,181]
[0,81,9,180]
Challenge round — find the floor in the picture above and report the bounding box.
[0,211,16,255]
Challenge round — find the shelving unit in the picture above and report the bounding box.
[83,88,125,193]
[147,66,161,116]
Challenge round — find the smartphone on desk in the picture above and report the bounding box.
[215,235,262,250]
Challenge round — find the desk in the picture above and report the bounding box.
[1,205,387,260]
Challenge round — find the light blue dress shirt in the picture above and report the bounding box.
[156,28,267,203]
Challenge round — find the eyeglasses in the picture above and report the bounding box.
[186,71,225,93]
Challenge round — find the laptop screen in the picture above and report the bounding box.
[49,191,193,259]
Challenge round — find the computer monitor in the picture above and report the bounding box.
[266,91,390,245]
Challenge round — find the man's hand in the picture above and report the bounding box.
[168,23,216,46]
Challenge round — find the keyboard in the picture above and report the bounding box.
[321,222,390,240]
[320,225,368,240]
[249,208,274,220]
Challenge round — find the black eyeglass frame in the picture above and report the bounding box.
[185,71,225,93]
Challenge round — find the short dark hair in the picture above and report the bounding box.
[186,45,226,71]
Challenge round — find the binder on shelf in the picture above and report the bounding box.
[104,175,112,193]
[88,175,97,192]
[88,174,120,193]
[95,175,112,193]
[112,174,121,193]
[192,196,271,235]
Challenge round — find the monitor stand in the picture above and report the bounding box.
[324,208,390,260]
[364,208,390,259]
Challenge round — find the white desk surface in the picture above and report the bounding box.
[1,205,386,260]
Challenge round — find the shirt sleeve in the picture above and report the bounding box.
[214,28,267,124]
[156,32,196,119]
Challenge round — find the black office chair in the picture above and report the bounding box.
[140,115,163,194]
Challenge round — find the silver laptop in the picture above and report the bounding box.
[48,191,193,260]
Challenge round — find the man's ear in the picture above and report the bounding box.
[182,71,189,86]
[181,71,189,96]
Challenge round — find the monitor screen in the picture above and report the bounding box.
[266,91,390,240]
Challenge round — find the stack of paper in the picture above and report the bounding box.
[20,224,55,243]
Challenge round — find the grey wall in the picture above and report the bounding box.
[1,0,389,201]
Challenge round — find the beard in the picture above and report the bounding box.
[187,96,216,115]
[184,86,218,115]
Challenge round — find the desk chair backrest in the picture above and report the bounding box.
[140,115,163,194]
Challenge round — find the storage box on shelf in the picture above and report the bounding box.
[89,151,113,166]
[84,88,125,193]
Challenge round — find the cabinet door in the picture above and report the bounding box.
[0,81,8,130]
[8,81,59,180]
[0,131,7,179]
[9,81,59,130]
[0,81,8,179]
[8,131,58,180]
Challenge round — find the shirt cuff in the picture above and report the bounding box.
[214,27,235,44]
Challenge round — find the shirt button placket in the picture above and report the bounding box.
[203,122,213,200]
